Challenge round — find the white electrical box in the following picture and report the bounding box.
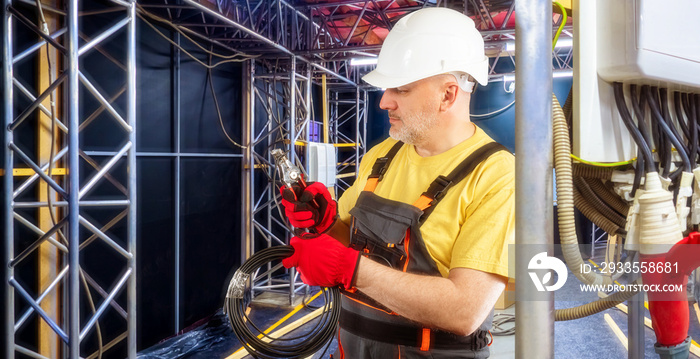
[573,0,700,162]
[307,143,337,187]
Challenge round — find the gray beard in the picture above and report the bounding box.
[388,110,438,145]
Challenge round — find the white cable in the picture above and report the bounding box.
[470,100,515,119]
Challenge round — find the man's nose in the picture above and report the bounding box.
[379,90,397,111]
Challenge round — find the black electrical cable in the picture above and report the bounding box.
[659,88,679,177]
[613,82,655,172]
[630,148,644,198]
[640,86,663,171]
[682,92,693,133]
[645,88,692,172]
[682,93,699,163]
[660,88,689,155]
[224,246,341,359]
[629,85,653,148]
[670,167,684,180]
[673,91,691,142]
[691,94,699,166]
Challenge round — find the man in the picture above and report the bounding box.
[281,7,514,359]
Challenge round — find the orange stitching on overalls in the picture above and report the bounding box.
[402,228,410,272]
[345,295,398,315]
[337,330,345,359]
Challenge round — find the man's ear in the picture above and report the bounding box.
[439,82,460,112]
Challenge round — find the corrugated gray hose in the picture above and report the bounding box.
[552,93,641,320]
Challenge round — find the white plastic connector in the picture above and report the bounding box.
[637,173,684,255]
[624,189,642,252]
[676,171,694,233]
[611,170,638,185]
[614,183,634,202]
[691,167,700,226]
[659,176,672,191]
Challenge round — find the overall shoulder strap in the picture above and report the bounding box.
[363,141,404,192]
[413,142,509,223]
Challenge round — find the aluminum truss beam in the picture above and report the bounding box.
[243,57,313,304]
[3,0,138,358]
[140,0,571,83]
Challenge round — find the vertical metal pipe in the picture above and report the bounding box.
[304,65,311,169]
[3,1,15,358]
[362,90,367,159]
[322,74,328,143]
[628,275,644,358]
[333,91,338,143]
[126,2,137,357]
[241,60,253,265]
[355,83,360,180]
[173,30,182,335]
[289,57,297,162]
[66,0,81,356]
[514,0,553,358]
[288,56,296,304]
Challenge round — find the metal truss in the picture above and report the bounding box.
[138,0,369,303]
[242,57,314,303]
[0,0,573,355]
[240,54,368,303]
[327,72,368,192]
[3,0,137,358]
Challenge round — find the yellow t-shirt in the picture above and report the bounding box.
[338,126,515,278]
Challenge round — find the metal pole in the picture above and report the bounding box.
[304,65,311,168]
[3,0,15,357]
[362,90,367,159]
[173,29,182,335]
[241,59,253,264]
[288,56,296,305]
[126,1,137,357]
[355,82,360,180]
[66,0,81,356]
[628,273,644,358]
[514,0,553,358]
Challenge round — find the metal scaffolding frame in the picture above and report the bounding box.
[3,0,137,358]
[4,0,570,356]
[244,56,312,303]
[328,72,368,191]
[239,57,369,303]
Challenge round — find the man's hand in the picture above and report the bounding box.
[282,234,360,290]
[280,182,337,234]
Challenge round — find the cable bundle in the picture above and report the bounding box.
[224,246,341,359]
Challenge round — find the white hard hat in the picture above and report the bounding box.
[362,8,489,90]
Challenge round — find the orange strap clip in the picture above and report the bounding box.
[420,328,431,351]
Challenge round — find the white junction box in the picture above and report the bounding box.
[307,143,337,187]
[573,0,700,162]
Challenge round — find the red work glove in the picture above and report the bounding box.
[282,234,360,290]
[280,182,337,234]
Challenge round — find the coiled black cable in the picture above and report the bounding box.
[224,246,341,359]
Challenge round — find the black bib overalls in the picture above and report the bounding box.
[333,141,506,359]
